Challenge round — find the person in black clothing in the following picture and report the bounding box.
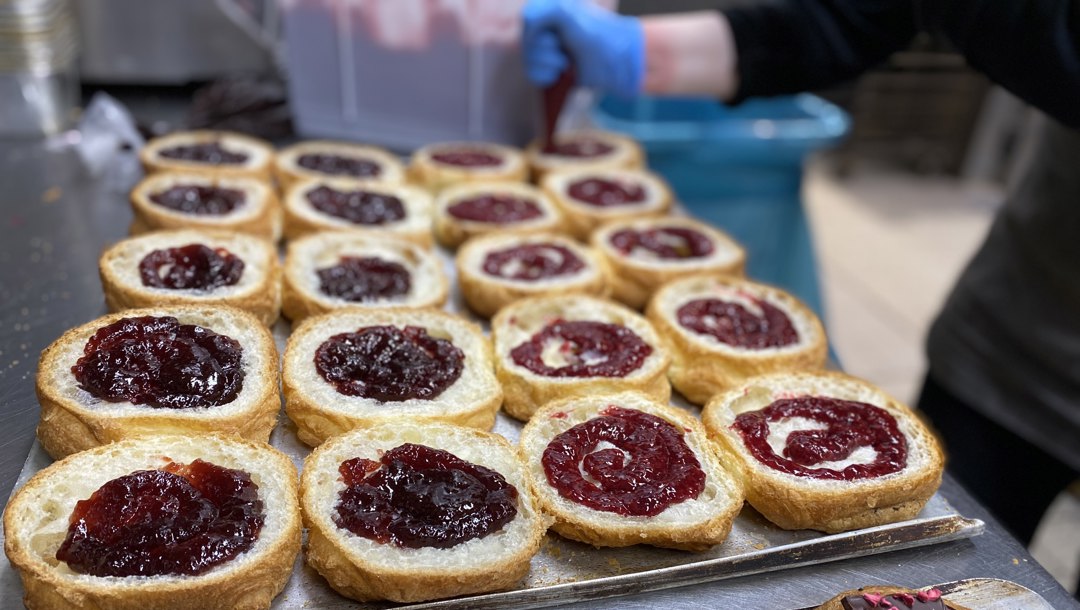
[522,0,1080,596]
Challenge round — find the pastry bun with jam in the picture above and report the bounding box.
[273,140,405,189]
[593,216,746,310]
[35,305,280,460]
[283,178,433,246]
[139,130,274,181]
[491,295,671,421]
[99,229,281,326]
[433,181,565,249]
[647,274,827,405]
[3,434,300,610]
[520,392,743,551]
[409,141,528,192]
[526,129,644,180]
[702,371,944,533]
[300,421,550,603]
[815,585,969,610]
[456,232,611,318]
[281,232,448,322]
[283,308,502,447]
[130,172,282,241]
[541,167,673,240]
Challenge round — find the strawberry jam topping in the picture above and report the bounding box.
[732,397,907,480]
[56,460,264,577]
[72,316,244,409]
[510,320,652,378]
[610,227,714,259]
[567,178,646,207]
[314,325,464,402]
[543,406,705,516]
[158,142,248,165]
[296,153,382,178]
[545,138,614,158]
[841,588,946,609]
[149,185,246,216]
[430,148,503,167]
[139,244,245,291]
[306,186,406,225]
[334,444,518,549]
[482,243,585,281]
[677,297,798,349]
[317,256,411,302]
[447,195,544,224]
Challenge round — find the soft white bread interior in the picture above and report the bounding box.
[139,130,274,181]
[283,178,433,246]
[409,141,528,192]
[99,229,282,326]
[35,305,280,459]
[526,130,644,179]
[300,421,551,603]
[541,167,673,240]
[283,308,502,446]
[815,586,970,610]
[3,434,301,610]
[701,371,944,533]
[491,295,671,421]
[129,171,282,241]
[273,140,405,189]
[647,274,827,405]
[519,392,743,551]
[433,181,564,249]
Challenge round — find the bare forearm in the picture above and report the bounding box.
[641,12,739,100]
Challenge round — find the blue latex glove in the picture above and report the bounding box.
[522,0,645,98]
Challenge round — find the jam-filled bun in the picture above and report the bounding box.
[130,172,282,241]
[273,140,405,189]
[491,295,671,421]
[456,232,611,318]
[300,421,551,603]
[283,308,502,446]
[409,141,528,192]
[434,181,565,249]
[4,434,300,610]
[815,586,969,610]
[140,130,274,181]
[99,229,281,326]
[541,167,673,240]
[702,372,944,533]
[593,217,746,309]
[648,275,827,404]
[526,129,644,180]
[35,306,280,459]
[281,232,448,322]
[520,392,743,551]
[283,178,433,246]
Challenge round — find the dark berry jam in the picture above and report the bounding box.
[610,227,714,259]
[841,589,945,610]
[510,320,652,378]
[296,153,382,178]
[482,244,585,281]
[447,195,544,224]
[157,142,248,165]
[306,186,405,225]
[430,148,503,167]
[139,244,245,291]
[317,256,411,302]
[677,297,798,349]
[314,325,464,402]
[567,178,646,207]
[732,396,908,481]
[149,185,246,216]
[543,406,704,516]
[72,316,244,409]
[334,443,518,549]
[55,460,264,577]
[545,138,615,158]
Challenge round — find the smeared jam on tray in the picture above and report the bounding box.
[567,178,646,207]
[72,316,244,409]
[149,185,246,216]
[139,244,245,291]
[315,325,464,402]
[334,443,518,549]
[430,148,503,167]
[677,297,798,349]
[841,588,946,609]
[510,320,652,378]
[317,256,411,302]
[306,185,406,225]
[447,195,544,224]
[543,406,705,516]
[732,397,907,480]
[610,226,714,259]
[483,243,585,281]
[545,138,615,158]
[56,460,264,577]
[157,142,248,165]
[296,153,382,178]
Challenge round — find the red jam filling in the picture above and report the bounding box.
[306,185,405,225]
[296,153,382,178]
[149,185,246,216]
[510,320,652,378]
[55,460,264,577]
[546,138,615,158]
[334,444,518,549]
[138,244,245,291]
[314,325,464,402]
[72,316,244,409]
[317,256,411,302]
[157,142,248,165]
[542,406,705,516]
[841,589,946,609]
[610,227,715,259]
[482,243,585,281]
[430,148,503,167]
[732,397,908,481]
[447,195,544,224]
[567,178,646,207]
[677,297,799,349]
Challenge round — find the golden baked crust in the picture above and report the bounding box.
[129,172,282,241]
[433,181,565,249]
[139,130,274,181]
[525,130,644,180]
[273,140,405,190]
[283,178,433,246]
[541,167,673,240]
[815,586,970,610]
[409,142,528,192]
